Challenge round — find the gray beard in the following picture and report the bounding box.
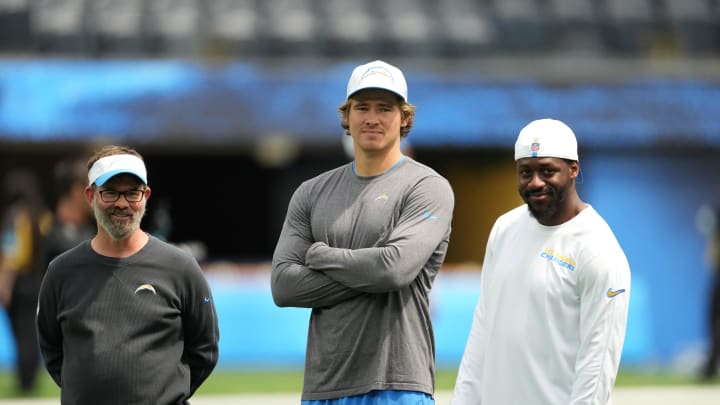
[93,199,145,241]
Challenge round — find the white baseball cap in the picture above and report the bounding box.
[88,154,148,186]
[514,118,579,161]
[346,60,408,101]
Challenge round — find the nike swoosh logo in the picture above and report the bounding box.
[203,296,212,304]
[607,288,626,298]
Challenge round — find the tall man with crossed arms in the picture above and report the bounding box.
[272,60,454,404]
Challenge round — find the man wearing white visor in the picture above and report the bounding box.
[452,119,631,404]
[37,145,219,405]
[272,60,454,404]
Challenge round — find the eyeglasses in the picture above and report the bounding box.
[98,189,146,203]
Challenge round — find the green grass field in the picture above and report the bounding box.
[0,368,712,399]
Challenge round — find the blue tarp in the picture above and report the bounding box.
[0,59,719,148]
[0,269,654,369]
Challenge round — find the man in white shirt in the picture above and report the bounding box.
[452,118,631,405]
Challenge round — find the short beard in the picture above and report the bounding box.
[93,198,145,241]
[522,183,568,224]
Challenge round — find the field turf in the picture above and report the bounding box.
[0,368,712,399]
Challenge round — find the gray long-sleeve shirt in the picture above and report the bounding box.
[272,157,454,400]
[37,236,219,405]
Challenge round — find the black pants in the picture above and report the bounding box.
[7,274,41,392]
[704,272,720,379]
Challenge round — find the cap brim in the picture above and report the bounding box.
[94,170,147,186]
[348,86,405,100]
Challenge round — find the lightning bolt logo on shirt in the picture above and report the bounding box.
[134,284,157,295]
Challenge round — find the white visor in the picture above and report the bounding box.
[88,154,147,186]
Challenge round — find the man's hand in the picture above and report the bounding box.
[305,241,328,271]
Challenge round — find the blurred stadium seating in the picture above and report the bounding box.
[0,0,716,59]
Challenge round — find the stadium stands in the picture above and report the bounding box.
[85,0,144,55]
[318,0,378,57]
[0,0,716,59]
[664,0,720,55]
[202,0,261,56]
[28,0,86,53]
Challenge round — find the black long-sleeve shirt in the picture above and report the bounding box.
[37,236,219,405]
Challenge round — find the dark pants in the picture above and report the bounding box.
[7,274,41,392]
[704,272,720,379]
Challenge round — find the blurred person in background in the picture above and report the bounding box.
[0,169,52,394]
[43,157,95,271]
[701,194,720,381]
[36,145,219,404]
[272,60,455,404]
[452,119,631,404]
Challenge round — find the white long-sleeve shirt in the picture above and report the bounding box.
[452,205,630,405]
